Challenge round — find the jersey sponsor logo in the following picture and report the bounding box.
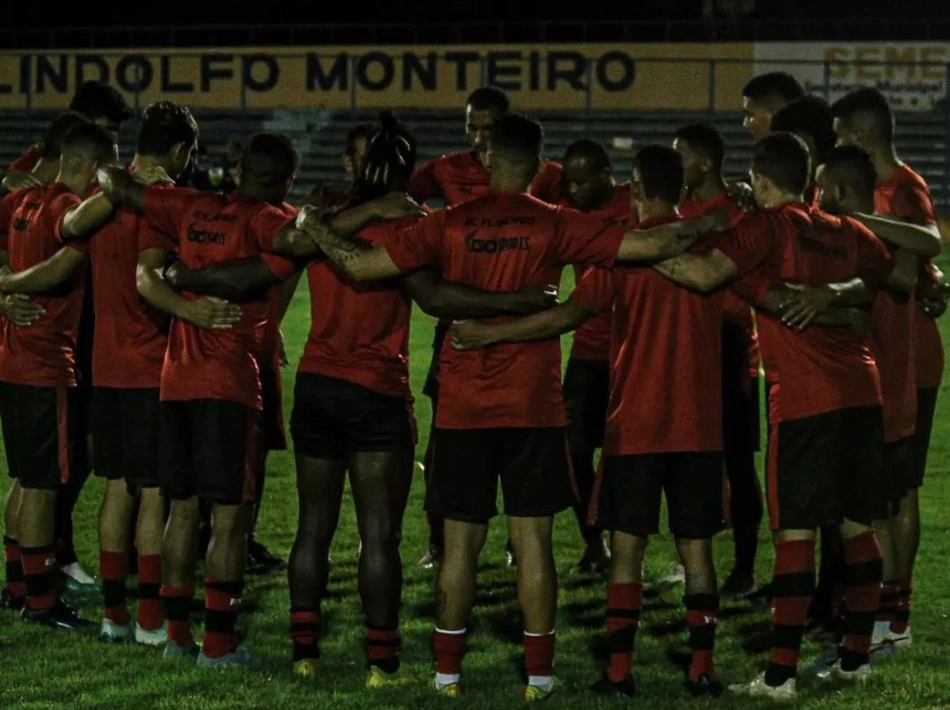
[464,230,531,254]
[186,225,227,245]
[193,210,238,224]
[795,230,848,259]
[463,215,536,228]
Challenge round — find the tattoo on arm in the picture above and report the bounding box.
[310,224,367,268]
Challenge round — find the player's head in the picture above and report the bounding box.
[352,110,418,204]
[749,132,811,205]
[59,122,119,189]
[136,101,199,179]
[673,123,724,192]
[41,112,91,161]
[343,123,375,177]
[769,95,835,168]
[831,88,894,152]
[465,86,510,155]
[742,72,805,141]
[817,145,877,215]
[485,113,543,189]
[630,145,684,215]
[239,132,300,204]
[69,81,133,140]
[561,139,612,211]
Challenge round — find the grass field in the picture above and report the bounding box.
[2,262,950,710]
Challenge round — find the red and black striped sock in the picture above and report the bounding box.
[684,593,719,682]
[291,608,322,661]
[21,545,57,613]
[432,628,467,677]
[160,585,195,647]
[367,625,402,673]
[841,531,882,671]
[3,536,25,600]
[136,554,164,631]
[892,575,913,635]
[606,582,643,683]
[100,550,130,625]
[765,539,815,687]
[203,578,244,658]
[877,580,899,625]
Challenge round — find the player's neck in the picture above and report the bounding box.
[131,153,171,174]
[31,158,59,183]
[870,145,903,183]
[689,175,728,202]
[637,201,677,223]
[55,171,90,196]
[760,191,803,209]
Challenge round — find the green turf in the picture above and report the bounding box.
[2,262,949,709]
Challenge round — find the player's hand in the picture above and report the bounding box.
[919,295,949,320]
[514,283,559,314]
[449,320,498,351]
[278,328,289,367]
[0,293,44,326]
[296,203,329,231]
[371,192,426,220]
[0,265,14,292]
[1,170,44,193]
[726,180,756,211]
[132,165,173,185]
[181,296,243,330]
[779,283,836,330]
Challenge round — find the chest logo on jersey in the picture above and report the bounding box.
[186,225,227,245]
[796,231,846,259]
[12,217,31,232]
[464,230,530,254]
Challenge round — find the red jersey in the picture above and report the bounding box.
[386,192,625,429]
[716,203,894,423]
[874,164,943,388]
[300,217,417,399]
[90,179,174,389]
[8,145,42,174]
[573,213,725,454]
[409,151,563,207]
[564,183,633,362]
[0,183,85,387]
[139,187,296,410]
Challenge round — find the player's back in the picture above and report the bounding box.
[300,217,415,399]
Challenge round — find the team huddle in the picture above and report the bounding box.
[0,71,944,702]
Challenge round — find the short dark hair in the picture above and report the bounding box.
[489,113,543,177]
[241,133,299,189]
[632,145,684,204]
[674,123,724,170]
[821,145,877,201]
[563,139,611,172]
[136,101,199,157]
[752,132,811,195]
[345,123,375,158]
[353,110,418,203]
[60,122,116,166]
[830,87,894,143]
[41,112,90,159]
[770,95,836,163]
[466,86,510,114]
[69,81,133,124]
[742,72,805,105]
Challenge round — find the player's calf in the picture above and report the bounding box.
[678,537,722,697]
[98,479,136,637]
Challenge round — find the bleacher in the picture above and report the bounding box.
[2,109,948,213]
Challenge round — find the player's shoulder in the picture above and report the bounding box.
[433,150,478,170]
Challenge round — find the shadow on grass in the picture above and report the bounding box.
[737,620,774,654]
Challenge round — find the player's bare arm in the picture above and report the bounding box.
[450,298,596,351]
[163,256,281,301]
[0,246,86,295]
[136,247,242,330]
[919,264,950,319]
[852,213,942,257]
[59,192,116,241]
[402,269,557,320]
[616,208,730,263]
[761,282,872,331]
[0,171,44,195]
[888,248,918,294]
[96,166,147,212]
[653,248,739,292]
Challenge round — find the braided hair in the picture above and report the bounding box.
[352,110,417,204]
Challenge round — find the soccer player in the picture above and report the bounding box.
[409,86,563,569]
[2,81,132,194]
[674,123,760,597]
[91,101,200,645]
[741,72,806,142]
[832,87,945,651]
[558,139,631,573]
[303,113,726,701]
[649,133,912,698]
[0,122,119,629]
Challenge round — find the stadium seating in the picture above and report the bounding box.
[1,108,947,213]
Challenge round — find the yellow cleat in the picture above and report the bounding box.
[293,658,319,678]
[524,684,555,702]
[366,665,400,689]
[436,682,463,698]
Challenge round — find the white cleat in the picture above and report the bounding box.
[62,562,97,586]
[802,645,839,676]
[656,563,686,587]
[818,660,872,685]
[135,623,168,647]
[100,618,133,643]
[729,673,797,700]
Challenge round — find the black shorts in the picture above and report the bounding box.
[290,372,415,460]
[563,357,609,454]
[766,405,886,531]
[591,452,726,539]
[260,362,287,452]
[160,399,259,505]
[0,383,80,490]
[422,322,449,400]
[426,427,576,522]
[910,386,938,490]
[92,387,162,488]
[884,436,915,505]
